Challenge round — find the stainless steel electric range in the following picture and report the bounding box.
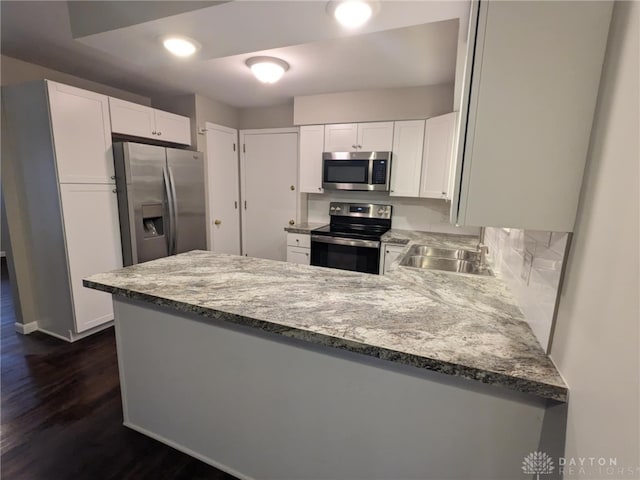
[310,202,392,275]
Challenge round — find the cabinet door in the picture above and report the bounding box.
[109,97,155,139]
[420,112,457,199]
[154,109,191,145]
[287,247,310,265]
[59,184,123,333]
[324,124,358,152]
[454,1,612,231]
[47,81,114,184]
[381,244,405,274]
[206,124,241,255]
[357,122,394,151]
[241,131,298,261]
[299,125,325,193]
[389,120,425,197]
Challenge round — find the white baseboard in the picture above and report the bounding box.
[14,321,38,335]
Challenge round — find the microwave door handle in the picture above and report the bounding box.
[368,159,374,185]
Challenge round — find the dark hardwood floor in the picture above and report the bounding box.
[1,259,237,480]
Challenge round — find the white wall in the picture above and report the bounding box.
[308,191,478,235]
[550,1,639,475]
[293,84,454,125]
[0,55,150,105]
[238,103,294,129]
[484,228,568,351]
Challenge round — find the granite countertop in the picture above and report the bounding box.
[284,222,327,234]
[85,238,567,402]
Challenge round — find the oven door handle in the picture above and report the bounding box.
[311,235,380,249]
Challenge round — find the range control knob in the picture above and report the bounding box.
[335,207,342,212]
[330,206,336,211]
[378,208,384,215]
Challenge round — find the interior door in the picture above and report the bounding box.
[166,149,207,255]
[206,123,241,255]
[241,131,298,261]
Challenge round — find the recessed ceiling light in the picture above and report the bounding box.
[331,1,373,29]
[162,36,200,58]
[245,56,290,84]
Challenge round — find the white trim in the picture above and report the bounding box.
[123,421,254,480]
[204,121,237,136]
[14,321,38,335]
[36,321,114,343]
[239,127,299,135]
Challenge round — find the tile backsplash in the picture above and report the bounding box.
[484,227,569,351]
[307,192,480,235]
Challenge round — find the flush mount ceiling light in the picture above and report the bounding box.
[245,56,290,84]
[327,0,378,29]
[162,35,200,58]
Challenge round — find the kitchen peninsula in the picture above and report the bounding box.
[84,247,567,480]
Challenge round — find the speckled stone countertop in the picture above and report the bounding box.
[85,244,567,402]
[284,222,327,234]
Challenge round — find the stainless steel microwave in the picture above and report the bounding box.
[322,151,392,191]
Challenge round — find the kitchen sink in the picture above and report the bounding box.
[405,245,480,262]
[399,245,493,276]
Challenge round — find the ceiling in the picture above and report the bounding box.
[1,1,469,108]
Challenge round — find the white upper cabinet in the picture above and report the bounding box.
[389,120,425,197]
[47,81,114,184]
[59,183,123,333]
[109,97,191,146]
[420,112,457,200]
[357,122,394,151]
[299,125,325,194]
[324,122,393,152]
[452,1,613,231]
[324,123,358,152]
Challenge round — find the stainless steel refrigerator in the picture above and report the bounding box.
[113,142,206,266]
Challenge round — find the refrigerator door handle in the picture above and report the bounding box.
[163,165,177,255]
[167,164,179,255]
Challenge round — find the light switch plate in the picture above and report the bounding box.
[521,250,534,285]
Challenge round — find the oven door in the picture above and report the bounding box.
[310,235,380,274]
[322,159,371,191]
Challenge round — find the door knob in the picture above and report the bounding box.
[214,219,222,225]
[290,185,295,191]
[289,219,295,225]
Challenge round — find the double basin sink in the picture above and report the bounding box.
[399,245,493,276]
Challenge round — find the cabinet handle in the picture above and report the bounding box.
[157,131,162,136]
[214,219,222,225]
[352,144,357,149]
[358,145,362,149]
[296,238,299,243]
[318,187,322,191]
[110,175,116,180]
[234,201,238,209]
[289,219,295,225]
[305,252,309,256]
[152,130,157,135]
[112,189,117,193]
[290,185,295,191]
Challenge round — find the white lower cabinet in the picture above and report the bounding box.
[59,184,123,332]
[380,244,406,274]
[286,233,310,265]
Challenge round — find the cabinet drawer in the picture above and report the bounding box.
[287,233,310,248]
[287,246,311,265]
